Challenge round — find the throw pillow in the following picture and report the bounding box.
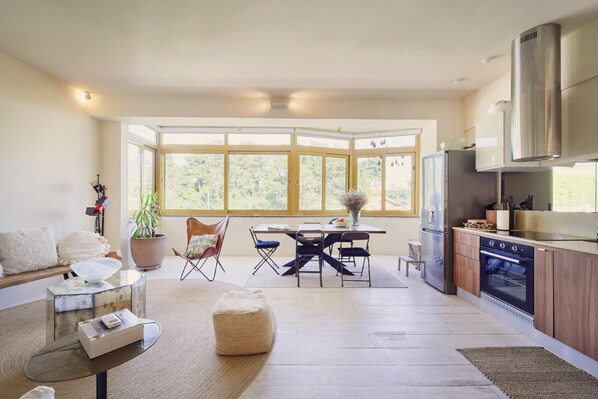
[57,231,111,265]
[0,260,3,278]
[0,227,58,275]
[185,234,219,259]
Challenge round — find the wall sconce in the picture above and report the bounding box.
[270,98,288,109]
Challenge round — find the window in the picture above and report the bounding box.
[128,144,142,212]
[385,154,414,212]
[129,125,157,144]
[228,154,288,211]
[164,153,225,210]
[552,163,598,212]
[297,135,350,149]
[355,134,417,150]
[357,153,416,214]
[128,124,157,213]
[143,149,155,194]
[325,156,348,210]
[299,155,323,210]
[298,154,348,212]
[162,133,225,145]
[155,130,418,216]
[228,133,290,146]
[357,157,382,211]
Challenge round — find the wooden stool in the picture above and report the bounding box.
[398,239,425,277]
[398,255,425,277]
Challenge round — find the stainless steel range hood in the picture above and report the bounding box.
[511,23,561,161]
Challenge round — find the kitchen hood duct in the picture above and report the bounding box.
[511,23,561,161]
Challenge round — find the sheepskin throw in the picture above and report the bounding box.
[57,231,111,265]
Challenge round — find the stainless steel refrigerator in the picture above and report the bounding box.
[420,150,496,294]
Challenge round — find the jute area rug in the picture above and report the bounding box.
[245,262,407,288]
[458,347,598,399]
[0,279,270,399]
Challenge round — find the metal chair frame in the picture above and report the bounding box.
[337,232,371,287]
[295,229,325,287]
[249,226,280,275]
[173,217,229,282]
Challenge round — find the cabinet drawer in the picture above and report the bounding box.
[454,231,480,248]
[454,242,480,260]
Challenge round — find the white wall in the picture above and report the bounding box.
[100,121,130,263]
[463,71,511,145]
[0,51,100,239]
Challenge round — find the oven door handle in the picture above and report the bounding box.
[480,250,522,264]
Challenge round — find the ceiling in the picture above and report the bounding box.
[1,0,597,100]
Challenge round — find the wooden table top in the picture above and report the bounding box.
[25,320,161,382]
[253,223,386,234]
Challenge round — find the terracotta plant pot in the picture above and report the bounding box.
[130,234,168,270]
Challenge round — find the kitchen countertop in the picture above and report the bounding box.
[453,227,598,256]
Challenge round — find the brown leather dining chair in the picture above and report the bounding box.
[173,217,230,281]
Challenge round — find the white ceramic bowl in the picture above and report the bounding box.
[333,220,349,228]
[70,258,122,283]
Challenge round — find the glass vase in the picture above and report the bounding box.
[349,209,361,226]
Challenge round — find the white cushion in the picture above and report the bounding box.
[0,227,58,275]
[57,231,111,265]
[0,260,3,278]
[19,386,55,399]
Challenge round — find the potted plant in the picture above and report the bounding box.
[130,192,167,270]
[339,190,369,226]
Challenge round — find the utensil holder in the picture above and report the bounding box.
[496,210,510,231]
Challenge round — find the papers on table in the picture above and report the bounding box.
[267,224,291,230]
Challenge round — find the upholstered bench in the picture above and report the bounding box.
[212,290,276,355]
[0,251,122,289]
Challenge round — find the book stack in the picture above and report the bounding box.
[78,309,143,359]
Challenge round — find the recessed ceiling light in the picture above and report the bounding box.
[454,78,467,85]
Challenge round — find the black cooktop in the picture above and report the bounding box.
[493,230,594,242]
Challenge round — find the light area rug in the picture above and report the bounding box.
[0,279,270,399]
[458,347,598,399]
[245,261,407,288]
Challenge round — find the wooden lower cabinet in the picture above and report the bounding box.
[553,250,598,360]
[534,246,598,361]
[453,231,480,297]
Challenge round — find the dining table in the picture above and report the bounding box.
[252,223,386,276]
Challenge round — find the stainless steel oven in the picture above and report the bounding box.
[479,237,534,316]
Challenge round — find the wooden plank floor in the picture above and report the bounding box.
[151,255,535,398]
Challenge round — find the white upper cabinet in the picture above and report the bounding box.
[475,109,540,172]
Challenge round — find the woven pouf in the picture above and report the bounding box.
[212,290,276,356]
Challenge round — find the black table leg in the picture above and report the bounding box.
[281,256,313,276]
[280,233,355,276]
[322,253,354,275]
[96,371,107,399]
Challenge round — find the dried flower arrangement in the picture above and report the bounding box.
[339,190,369,211]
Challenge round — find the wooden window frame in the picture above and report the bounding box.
[156,132,419,216]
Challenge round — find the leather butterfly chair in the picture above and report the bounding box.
[173,217,230,281]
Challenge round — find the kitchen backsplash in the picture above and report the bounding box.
[515,211,598,238]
